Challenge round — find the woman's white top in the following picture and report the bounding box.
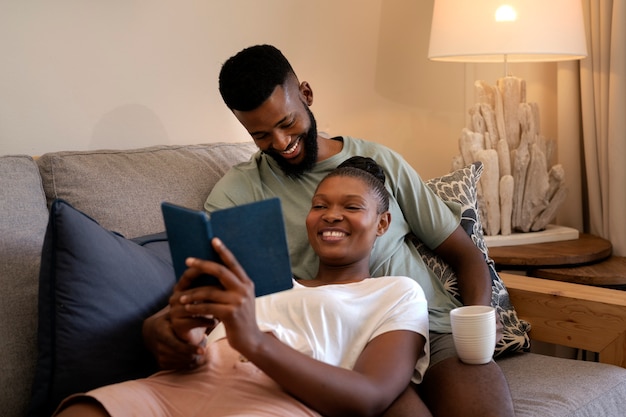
[207,276,429,382]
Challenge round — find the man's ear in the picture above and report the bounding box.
[300,81,314,106]
[377,211,391,236]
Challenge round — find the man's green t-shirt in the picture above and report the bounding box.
[204,136,463,332]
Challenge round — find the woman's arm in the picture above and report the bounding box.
[177,239,425,417]
[247,328,424,417]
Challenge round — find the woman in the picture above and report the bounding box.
[55,157,431,417]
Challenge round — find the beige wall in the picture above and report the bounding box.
[0,0,557,180]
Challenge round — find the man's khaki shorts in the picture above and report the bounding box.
[428,332,458,369]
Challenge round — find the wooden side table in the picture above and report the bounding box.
[528,256,626,290]
[488,233,626,290]
[488,233,612,270]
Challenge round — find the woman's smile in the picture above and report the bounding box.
[320,229,348,241]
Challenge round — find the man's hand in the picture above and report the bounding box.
[143,306,211,370]
[143,284,219,370]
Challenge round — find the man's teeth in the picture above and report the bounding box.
[282,139,299,154]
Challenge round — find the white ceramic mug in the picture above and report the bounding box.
[450,305,496,365]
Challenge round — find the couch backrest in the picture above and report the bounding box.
[0,155,49,417]
[37,142,258,238]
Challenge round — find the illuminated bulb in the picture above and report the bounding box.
[495,5,517,22]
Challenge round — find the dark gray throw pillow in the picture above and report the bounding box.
[29,199,174,417]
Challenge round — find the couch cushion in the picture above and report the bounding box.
[415,162,531,355]
[498,353,626,417]
[29,200,175,417]
[0,155,49,417]
[37,142,257,238]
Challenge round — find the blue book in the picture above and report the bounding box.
[161,198,293,297]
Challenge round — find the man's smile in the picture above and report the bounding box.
[280,137,301,157]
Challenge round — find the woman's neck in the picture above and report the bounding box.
[297,262,370,287]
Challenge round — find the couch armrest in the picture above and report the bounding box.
[500,272,626,368]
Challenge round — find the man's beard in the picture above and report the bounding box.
[265,106,319,178]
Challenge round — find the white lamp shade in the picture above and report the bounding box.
[428,0,587,63]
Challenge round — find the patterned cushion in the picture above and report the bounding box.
[416,162,531,356]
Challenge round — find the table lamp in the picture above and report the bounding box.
[427,0,587,242]
[428,0,587,72]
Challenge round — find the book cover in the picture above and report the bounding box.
[161,198,293,297]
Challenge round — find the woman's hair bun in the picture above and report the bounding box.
[336,156,386,185]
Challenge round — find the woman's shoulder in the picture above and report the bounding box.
[367,276,425,297]
[385,275,422,287]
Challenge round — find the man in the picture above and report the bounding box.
[144,44,515,417]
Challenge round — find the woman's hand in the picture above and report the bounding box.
[172,238,264,356]
[168,275,218,346]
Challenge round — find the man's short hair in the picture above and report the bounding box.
[219,44,296,111]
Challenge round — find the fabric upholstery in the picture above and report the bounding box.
[37,142,257,238]
[0,156,49,417]
[498,353,626,416]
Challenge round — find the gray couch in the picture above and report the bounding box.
[2,142,626,417]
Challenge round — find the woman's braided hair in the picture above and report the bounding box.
[321,156,390,214]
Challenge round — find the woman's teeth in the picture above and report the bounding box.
[322,231,346,238]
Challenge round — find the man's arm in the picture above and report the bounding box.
[433,225,492,306]
[433,226,505,339]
